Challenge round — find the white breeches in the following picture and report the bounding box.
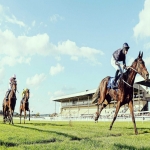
[111,56,123,74]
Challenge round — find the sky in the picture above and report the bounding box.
[0,0,150,114]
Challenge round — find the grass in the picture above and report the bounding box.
[0,117,150,150]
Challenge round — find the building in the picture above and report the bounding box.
[52,81,150,119]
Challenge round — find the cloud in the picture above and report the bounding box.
[50,63,64,76]
[133,0,150,39]
[0,56,31,68]
[5,15,26,27]
[50,14,64,22]
[71,56,78,61]
[0,29,104,66]
[49,90,65,102]
[26,73,46,87]
[0,4,26,27]
[57,40,104,64]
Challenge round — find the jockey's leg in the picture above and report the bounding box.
[114,70,119,85]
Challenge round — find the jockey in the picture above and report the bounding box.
[22,88,27,100]
[5,74,17,100]
[111,43,129,89]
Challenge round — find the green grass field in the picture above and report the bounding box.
[0,117,150,150]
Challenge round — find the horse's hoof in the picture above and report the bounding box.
[135,131,138,135]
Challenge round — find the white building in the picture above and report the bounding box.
[52,81,150,119]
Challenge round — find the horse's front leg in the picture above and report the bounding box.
[24,109,26,124]
[20,108,22,124]
[29,109,30,121]
[11,109,14,125]
[3,107,6,123]
[95,104,99,122]
[109,101,121,130]
[9,103,12,124]
[129,100,138,135]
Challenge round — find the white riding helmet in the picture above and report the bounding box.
[13,74,16,78]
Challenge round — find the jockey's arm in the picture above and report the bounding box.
[22,91,25,97]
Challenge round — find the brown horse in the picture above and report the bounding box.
[3,81,17,124]
[92,52,149,134]
[20,89,30,124]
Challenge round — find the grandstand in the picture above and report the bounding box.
[52,81,150,119]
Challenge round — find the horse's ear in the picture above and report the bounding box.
[138,51,141,58]
[141,51,143,58]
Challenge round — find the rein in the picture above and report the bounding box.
[121,66,140,87]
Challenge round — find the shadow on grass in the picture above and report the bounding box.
[14,124,82,141]
[0,138,57,147]
[114,143,150,150]
[22,122,67,127]
[0,140,18,147]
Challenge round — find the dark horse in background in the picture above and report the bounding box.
[3,81,17,124]
[20,89,30,124]
[92,52,149,134]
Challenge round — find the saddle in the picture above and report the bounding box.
[107,74,121,89]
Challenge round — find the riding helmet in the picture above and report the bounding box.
[123,43,130,49]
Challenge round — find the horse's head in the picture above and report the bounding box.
[132,51,149,81]
[12,81,17,93]
[26,89,30,99]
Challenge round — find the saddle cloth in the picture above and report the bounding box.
[107,77,118,89]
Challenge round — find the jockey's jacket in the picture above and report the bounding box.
[9,77,16,84]
[22,89,27,97]
[113,48,126,66]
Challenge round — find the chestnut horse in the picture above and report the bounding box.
[3,81,17,124]
[20,89,30,124]
[92,52,149,134]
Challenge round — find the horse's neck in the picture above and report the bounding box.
[10,90,14,95]
[24,95,29,101]
[126,67,137,86]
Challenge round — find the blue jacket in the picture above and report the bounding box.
[113,49,126,66]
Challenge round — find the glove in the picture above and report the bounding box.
[115,61,120,66]
[123,65,127,70]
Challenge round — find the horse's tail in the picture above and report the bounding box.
[92,84,100,104]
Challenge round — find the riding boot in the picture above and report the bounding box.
[114,70,120,84]
[113,70,119,89]
[5,90,10,100]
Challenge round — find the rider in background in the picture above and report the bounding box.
[21,88,29,110]
[111,43,129,89]
[5,74,17,100]
[21,88,27,101]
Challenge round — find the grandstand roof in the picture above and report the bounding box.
[52,83,146,102]
[135,79,150,87]
[52,89,96,102]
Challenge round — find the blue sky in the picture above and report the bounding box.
[0,0,150,114]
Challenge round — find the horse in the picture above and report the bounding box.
[19,89,30,124]
[2,81,17,124]
[92,52,149,134]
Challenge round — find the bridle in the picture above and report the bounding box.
[122,60,145,87]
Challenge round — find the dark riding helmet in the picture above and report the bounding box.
[123,43,130,49]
